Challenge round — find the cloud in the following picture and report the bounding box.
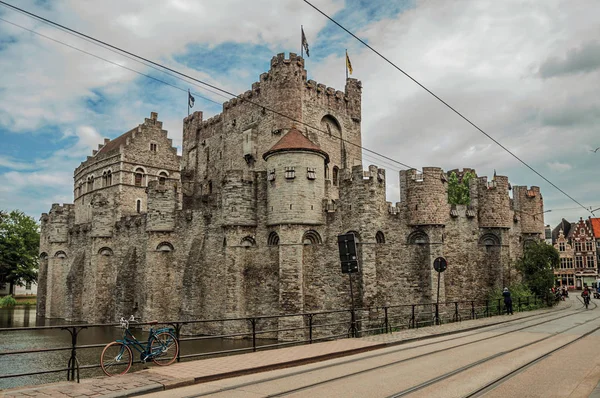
[539,41,600,78]
[547,161,573,172]
[0,155,37,171]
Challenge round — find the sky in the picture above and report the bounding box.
[0,0,598,228]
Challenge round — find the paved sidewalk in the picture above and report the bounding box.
[1,303,567,398]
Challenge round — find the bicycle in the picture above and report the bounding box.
[100,315,179,376]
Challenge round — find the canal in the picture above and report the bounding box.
[0,306,268,390]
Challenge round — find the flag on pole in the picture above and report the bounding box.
[346,50,353,75]
[301,26,310,57]
[188,89,195,108]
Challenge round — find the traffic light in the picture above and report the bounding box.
[338,233,360,274]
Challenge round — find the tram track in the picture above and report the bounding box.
[182,300,587,397]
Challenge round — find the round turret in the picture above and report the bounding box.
[477,175,512,228]
[263,128,329,225]
[400,167,449,226]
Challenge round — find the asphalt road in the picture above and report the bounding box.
[145,295,600,398]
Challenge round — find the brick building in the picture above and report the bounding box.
[37,53,546,338]
[553,218,598,289]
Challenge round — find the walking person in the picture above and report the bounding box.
[503,287,513,315]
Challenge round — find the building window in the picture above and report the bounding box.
[576,256,583,268]
[567,258,573,268]
[376,231,385,244]
[268,169,276,181]
[267,231,280,246]
[106,170,112,186]
[333,166,339,186]
[285,167,295,179]
[87,176,94,192]
[574,242,582,252]
[156,242,174,252]
[134,168,146,187]
[587,255,595,268]
[25,282,32,290]
[586,241,594,251]
[307,167,316,180]
[136,199,141,213]
[208,181,213,194]
[159,171,168,184]
[150,143,157,152]
[559,242,565,252]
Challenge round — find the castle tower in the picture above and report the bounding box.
[513,186,545,236]
[475,175,512,228]
[263,128,329,226]
[400,167,449,302]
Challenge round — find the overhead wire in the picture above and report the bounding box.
[0,0,423,177]
[302,0,592,215]
[0,16,223,107]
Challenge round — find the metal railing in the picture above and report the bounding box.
[0,295,549,386]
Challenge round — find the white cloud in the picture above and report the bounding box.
[547,161,573,172]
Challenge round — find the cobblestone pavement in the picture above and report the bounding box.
[1,302,568,398]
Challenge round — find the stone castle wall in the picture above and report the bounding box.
[38,53,545,340]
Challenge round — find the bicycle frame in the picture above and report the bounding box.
[117,325,176,362]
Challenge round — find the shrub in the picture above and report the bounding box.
[0,295,17,308]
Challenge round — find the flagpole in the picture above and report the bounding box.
[301,25,303,58]
[345,49,348,80]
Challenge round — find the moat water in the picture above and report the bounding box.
[0,306,271,390]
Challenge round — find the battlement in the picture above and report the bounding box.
[49,203,74,215]
[477,175,509,190]
[270,52,305,69]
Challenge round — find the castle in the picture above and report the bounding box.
[37,53,545,334]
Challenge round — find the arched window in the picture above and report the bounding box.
[54,250,67,259]
[87,176,94,192]
[240,236,256,247]
[134,167,146,187]
[302,230,322,245]
[376,231,385,244]
[156,242,174,252]
[333,166,339,186]
[158,171,168,184]
[106,170,112,186]
[98,247,113,256]
[136,199,141,213]
[40,252,48,260]
[320,115,342,137]
[268,231,280,246]
[479,233,501,247]
[407,230,429,245]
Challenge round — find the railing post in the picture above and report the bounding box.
[410,304,416,329]
[173,322,182,362]
[518,297,521,312]
[62,326,86,383]
[383,307,390,333]
[534,295,537,307]
[308,314,313,344]
[453,302,460,323]
[485,300,489,318]
[471,301,475,320]
[497,298,502,316]
[251,318,257,352]
[434,303,440,325]
[526,296,530,309]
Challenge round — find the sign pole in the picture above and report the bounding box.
[435,270,441,325]
[349,273,357,337]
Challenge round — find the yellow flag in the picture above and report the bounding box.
[346,51,353,75]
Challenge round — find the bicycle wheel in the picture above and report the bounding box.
[150,332,179,366]
[100,342,133,376]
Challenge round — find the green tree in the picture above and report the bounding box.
[515,242,559,298]
[0,210,40,295]
[448,171,474,205]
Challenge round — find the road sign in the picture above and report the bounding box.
[433,257,447,273]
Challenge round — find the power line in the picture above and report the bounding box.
[302,0,592,215]
[0,0,422,176]
[0,2,232,103]
[0,16,223,107]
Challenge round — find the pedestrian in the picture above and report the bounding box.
[503,287,513,315]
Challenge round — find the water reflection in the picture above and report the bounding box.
[0,306,275,390]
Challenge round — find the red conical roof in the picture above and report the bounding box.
[263,128,329,162]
